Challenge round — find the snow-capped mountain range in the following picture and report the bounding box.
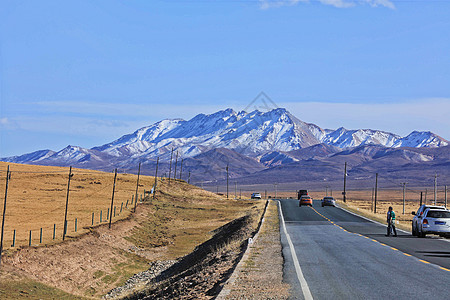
[1,108,448,170]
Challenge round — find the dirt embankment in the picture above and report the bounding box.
[2,204,157,298]
[122,214,255,299]
[0,176,266,299]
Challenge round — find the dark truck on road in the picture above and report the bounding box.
[297,190,308,200]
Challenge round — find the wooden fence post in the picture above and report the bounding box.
[109,169,118,229]
[0,165,11,266]
[63,166,73,241]
[134,163,141,213]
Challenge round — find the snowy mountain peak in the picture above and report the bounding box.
[1,108,448,168]
[393,131,449,148]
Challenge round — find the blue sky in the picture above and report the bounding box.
[1,0,449,157]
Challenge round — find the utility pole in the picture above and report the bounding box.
[274,183,278,199]
[109,169,118,229]
[374,173,378,214]
[343,162,347,203]
[0,165,11,266]
[226,164,229,199]
[133,163,141,213]
[174,151,178,180]
[63,166,73,241]
[153,157,159,200]
[188,171,191,184]
[168,148,174,185]
[401,182,407,214]
[179,158,183,180]
[445,185,447,207]
[420,192,423,207]
[371,187,374,212]
[434,173,437,205]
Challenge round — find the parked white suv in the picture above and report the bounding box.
[411,205,446,236]
[415,208,450,238]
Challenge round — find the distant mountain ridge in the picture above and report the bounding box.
[1,108,448,186]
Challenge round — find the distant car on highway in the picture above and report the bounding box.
[411,204,447,236]
[415,208,450,238]
[299,195,312,207]
[251,193,262,199]
[321,196,336,207]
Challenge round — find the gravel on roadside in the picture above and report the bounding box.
[221,200,290,299]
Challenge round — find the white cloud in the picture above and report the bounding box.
[319,0,355,8]
[259,0,306,10]
[365,0,395,9]
[33,101,227,121]
[259,0,395,9]
[0,117,20,130]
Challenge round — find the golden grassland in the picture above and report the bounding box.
[0,161,156,249]
[0,162,266,299]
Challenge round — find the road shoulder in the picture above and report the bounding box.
[220,200,290,299]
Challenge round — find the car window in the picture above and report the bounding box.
[426,211,450,218]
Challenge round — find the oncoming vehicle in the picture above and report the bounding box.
[299,195,312,207]
[251,193,262,199]
[321,196,336,207]
[416,208,450,238]
[411,205,447,236]
[297,190,308,200]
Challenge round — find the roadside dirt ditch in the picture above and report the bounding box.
[112,201,269,299]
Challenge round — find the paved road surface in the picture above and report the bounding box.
[279,199,450,300]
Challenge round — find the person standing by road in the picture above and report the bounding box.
[386,206,397,237]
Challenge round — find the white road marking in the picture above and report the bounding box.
[337,205,450,243]
[278,200,313,300]
[337,205,410,234]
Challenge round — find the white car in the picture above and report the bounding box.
[411,205,446,236]
[416,208,450,238]
[251,193,262,199]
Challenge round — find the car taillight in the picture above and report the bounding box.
[423,219,428,224]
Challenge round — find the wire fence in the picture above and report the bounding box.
[0,165,156,252]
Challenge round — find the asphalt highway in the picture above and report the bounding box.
[279,199,450,300]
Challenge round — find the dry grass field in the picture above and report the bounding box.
[0,161,156,250]
[0,162,266,299]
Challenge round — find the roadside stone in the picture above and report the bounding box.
[103,260,177,299]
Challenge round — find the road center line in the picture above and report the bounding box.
[278,201,313,300]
